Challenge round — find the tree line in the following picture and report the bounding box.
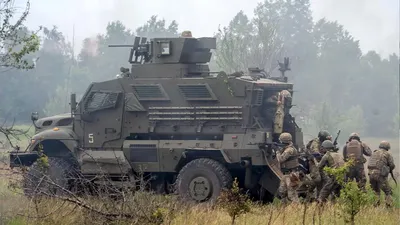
[0,0,398,139]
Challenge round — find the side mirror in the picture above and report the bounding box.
[31,112,39,121]
[70,93,77,112]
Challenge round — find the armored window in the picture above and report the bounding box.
[56,118,73,126]
[177,84,217,101]
[84,91,120,112]
[131,84,169,101]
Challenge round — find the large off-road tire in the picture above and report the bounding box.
[22,157,77,197]
[175,158,233,203]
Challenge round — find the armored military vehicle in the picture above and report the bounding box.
[10,34,304,202]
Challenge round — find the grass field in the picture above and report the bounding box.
[0,128,399,224]
[0,161,399,225]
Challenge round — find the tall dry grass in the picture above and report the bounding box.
[0,135,399,225]
[2,198,399,225]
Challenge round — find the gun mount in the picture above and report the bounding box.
[109,36,216,78]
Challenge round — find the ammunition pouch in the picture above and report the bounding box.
[381,166,390,177]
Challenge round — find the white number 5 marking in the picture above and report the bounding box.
[88,133,94,143]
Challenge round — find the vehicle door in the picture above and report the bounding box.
[81,90,123,149]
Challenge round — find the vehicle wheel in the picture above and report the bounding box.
[175,158,233,202]
[22,157,77,197]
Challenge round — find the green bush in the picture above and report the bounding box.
[217,178,251,225]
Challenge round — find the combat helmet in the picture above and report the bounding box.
[318,130,331,141]
[181,30,193,38]
[349,132,360,141]
[379,140,391,150]
[279,132,292,144]
[321,140,335,150]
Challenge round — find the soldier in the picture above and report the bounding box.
[180,30,193,38]
[367,141,395,207]
[343,132,372,189]
[277,132,300,203]
[120,67,130,77]
[306,130,332,154]
[301,153,322,201]
[317,140,345,203]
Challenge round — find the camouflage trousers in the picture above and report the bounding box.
[368,170,393,207]
[346,164,366,190]
[318,175,341,203]
[302,171,322,200]
[279,171,301,203]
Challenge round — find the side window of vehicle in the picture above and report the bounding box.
[84,91,120,113]
[56,118,73,126]
[42,120,53,126]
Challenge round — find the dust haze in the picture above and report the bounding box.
[2,0,399,161]
[23,0,399,57]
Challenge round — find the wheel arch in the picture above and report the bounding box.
[174,149,231,172]
[33,139,78,166]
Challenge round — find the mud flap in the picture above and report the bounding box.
[266,157,283,179]
[259,156,283,196]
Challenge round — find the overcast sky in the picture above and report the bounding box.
[18,0,399,57]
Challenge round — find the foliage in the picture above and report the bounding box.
[136,15,179,38]
[215,9,283,74]
[36,142,49,170]
[323,160,353,186]
[0,2,398,139]
[337,181,376,225]
[217,178,251,225]
[43,80,70,116]
[0,0,40,70]
[324,159,376,225]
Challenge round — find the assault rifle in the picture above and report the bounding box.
[332,129,341,146]
[390,169,397,186]
[300,147,320,164]
[265,142,287,158]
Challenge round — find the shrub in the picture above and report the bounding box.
[217,177,251,225]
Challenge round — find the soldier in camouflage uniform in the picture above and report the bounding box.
[343,132,372,189]
[303,130,331,198]
[367,141,395,207]
[306,130,332,154]
[317,140,345,203]
[301,154,322,201]
[277,132,300,203]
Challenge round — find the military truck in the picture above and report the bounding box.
[10,34,304,202]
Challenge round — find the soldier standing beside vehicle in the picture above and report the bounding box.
[317,140,345,203]
[306,130,332,154]
[343,132,372,189]
[367,141,395,207]
[276,132,300,203]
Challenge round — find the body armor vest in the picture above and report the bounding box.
[280,146,299,171]
[330,152,345,168]
[346,140,363,163]
[368,149,384,170]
